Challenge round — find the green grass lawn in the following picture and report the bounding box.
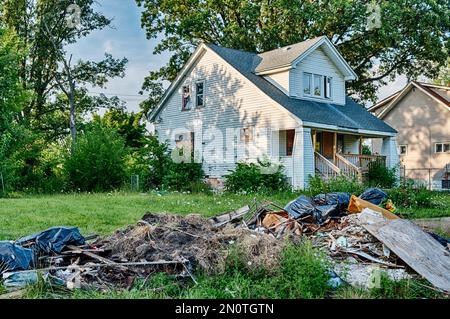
[1,191,449,299]
[1,191,449,240]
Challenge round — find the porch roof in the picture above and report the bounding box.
[207,44,397,135]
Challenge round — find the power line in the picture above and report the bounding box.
[88,91,148,98]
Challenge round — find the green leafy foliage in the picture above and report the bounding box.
[224,159,289,194]
[162,160,206,192]
[64,125,128,191]
[366,159,397,188]
[388,182,441,209]
[307,175,364,196]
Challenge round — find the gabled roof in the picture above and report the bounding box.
[369,81,450,118]
[253,36,358,81]
[253,37,324,73]
[150,40,396,135]
[206,44,395,134]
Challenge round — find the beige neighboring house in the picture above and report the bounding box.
[369,81,450,190]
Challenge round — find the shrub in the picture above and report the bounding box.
[224,159,289,193]
[126,135,170,190]
[307,175,364,196]
[162,159,205,192]
[388,183,440,209]
[366,159,397,188]
[64,125,128,191]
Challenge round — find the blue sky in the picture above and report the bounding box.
[69,0,407,112]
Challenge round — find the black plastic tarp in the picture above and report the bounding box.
[359,188,388,205]
[16,227,86,254]
[313,192,351,217]
[0,241,35,272]
[284,196,325,224]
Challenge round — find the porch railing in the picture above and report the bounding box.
[314,152,341,179]
[340,154,386,171]
[335,153,362,181]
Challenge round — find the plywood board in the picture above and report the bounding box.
[360,211,450,292]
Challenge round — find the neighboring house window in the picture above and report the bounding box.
[435,142,450,153]
[303,72,332,99]
[303,73,312,95]
[398,145,408,155]
[181,85,191,111]
[195,81,205,107]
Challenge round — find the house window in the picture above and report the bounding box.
[240,128,254,143]
[398,145,408,155]
[303,72,332,99]
[286,130,295,156]
[195,81,205,107]
[435,142,450,153]
[443,180,450,189]
[303,73,312,95]
[181,85,191,111]
[324,76,332,99]
[313,74,322,96]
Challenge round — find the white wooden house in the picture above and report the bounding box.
[149,36,399,189]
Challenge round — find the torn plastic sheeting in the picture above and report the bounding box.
[313,192,351,215]
[284,196,325,224]
[359,188,388,205]
[0,242,35,272]
[16,227,86,254]
[2,270,38,288]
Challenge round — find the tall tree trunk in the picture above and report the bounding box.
[68,81,76,154]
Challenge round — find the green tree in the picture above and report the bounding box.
[136,0,449,114]
[433,57,450,86]
[1,0,128,146]
[64,124,128,192]
[92,109,147,149]
[0,27,32,193]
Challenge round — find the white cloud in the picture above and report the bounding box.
[103,40,114,54]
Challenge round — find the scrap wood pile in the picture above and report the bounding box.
[1,188,450,296]
[0,211,282,293]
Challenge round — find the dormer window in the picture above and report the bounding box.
[303,72,332,99]
[303,73,312,95]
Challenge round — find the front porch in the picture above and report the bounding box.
[312,130,387,182]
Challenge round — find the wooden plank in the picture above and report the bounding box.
[209,205,250,227]
[359,211,450,292]
[65,245,128,271]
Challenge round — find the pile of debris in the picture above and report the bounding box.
[1,188,449,296]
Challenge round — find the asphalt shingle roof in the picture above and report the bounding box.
[207,43,397,134]
[254,37,325,73]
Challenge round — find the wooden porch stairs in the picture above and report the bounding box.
[314,152,363,181]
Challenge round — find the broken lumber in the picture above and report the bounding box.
[359,209,450,292]
[209,205,250,227]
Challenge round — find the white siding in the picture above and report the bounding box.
[344,135,360,154]
[290,47,346,105]
[264,71,290,95]
[155,48,302,182]
[302,128,315,188]
[381,137,400,178]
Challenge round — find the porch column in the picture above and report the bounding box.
[333,132,337,162]
[291,127,314,190]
